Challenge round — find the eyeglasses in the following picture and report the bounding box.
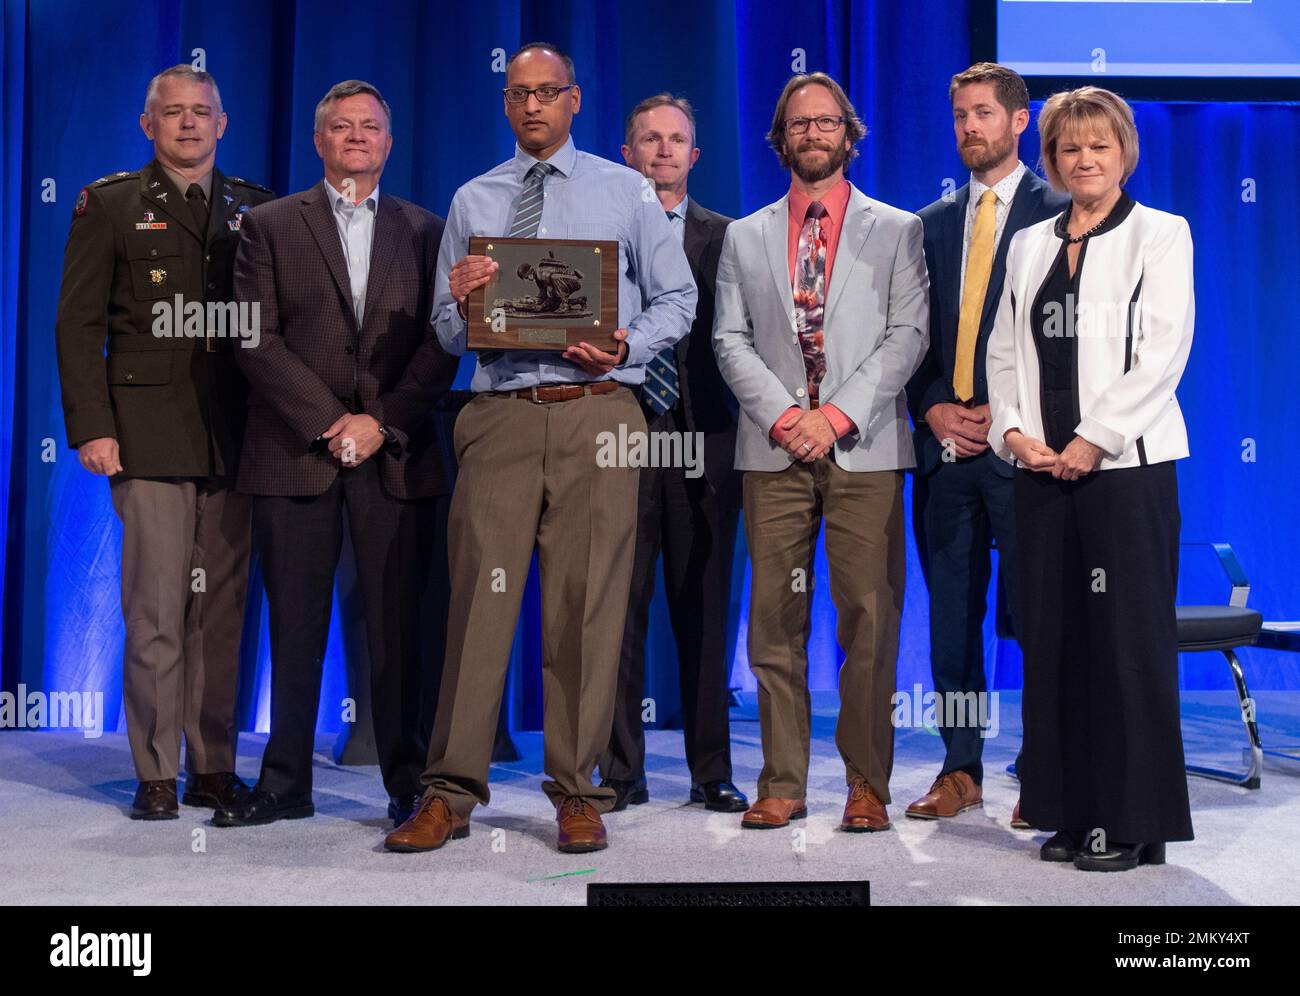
[503,84,576,105]
[784,115,846,135]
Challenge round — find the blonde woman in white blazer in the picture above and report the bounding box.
[985,87,1195,872]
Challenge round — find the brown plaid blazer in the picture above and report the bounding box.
[233,182,457,498]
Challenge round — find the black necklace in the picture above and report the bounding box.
[1066,211,1111,244]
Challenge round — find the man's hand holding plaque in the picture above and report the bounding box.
[452,254,500,320]
[563,329,628,375]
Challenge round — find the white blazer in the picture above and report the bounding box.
[986,198,1194,471]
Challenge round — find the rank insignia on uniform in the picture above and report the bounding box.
[74,188,89,217]
[149,180,161,188]
[157,191,168,202]
[224,194,234,205]
[149,268,167,285]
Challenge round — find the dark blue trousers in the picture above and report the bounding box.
[912,449,1019,786]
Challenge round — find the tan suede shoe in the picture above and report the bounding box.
[841,780,891,832]
[741,797,807,829]
[904,771,983,820]
[384,795,469,852]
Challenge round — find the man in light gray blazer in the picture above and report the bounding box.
[713,72,928,833]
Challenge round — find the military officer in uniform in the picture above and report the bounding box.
[55,64,274,820]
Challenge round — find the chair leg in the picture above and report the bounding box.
[1185,648,1263,790]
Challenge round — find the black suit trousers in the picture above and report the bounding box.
[601,406,739,786]
[253,457,433,798]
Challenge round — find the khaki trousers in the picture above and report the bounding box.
[109,476,251,781]
[743,461,905,801]
[421,387,643,819]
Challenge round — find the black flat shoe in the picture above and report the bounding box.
[1039,830,1085,862]
[1073,841,1166,872]
[690,780,749,813]
[212,788,314,827]
[388,794,421,827]
[600,778,648,812]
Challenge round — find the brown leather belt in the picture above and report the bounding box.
[494,380,620,404]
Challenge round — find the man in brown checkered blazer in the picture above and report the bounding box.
[213,80,458,829]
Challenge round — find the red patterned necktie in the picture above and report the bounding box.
[794,200,828,400]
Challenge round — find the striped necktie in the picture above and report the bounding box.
[480,161,556,366]
[643,209,681,416]
[509,161,554,238]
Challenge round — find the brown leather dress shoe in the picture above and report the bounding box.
[741,797,807,829]
[1011,798,1031,830]
[556,797,608,853]
[182,772,253,809]
[841,780,891,832]
[384,796,469,852]
[904,771,983,820]
[130,779,179,820]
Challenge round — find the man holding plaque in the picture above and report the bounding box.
[385,42,696,855]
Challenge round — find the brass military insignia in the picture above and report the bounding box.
[149,268,167,285]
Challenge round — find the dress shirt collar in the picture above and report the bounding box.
[969,160,1026,210]
[323,177,379,211]
[665,193,688,222]
[787,176,851,226]
[512,134,577,181]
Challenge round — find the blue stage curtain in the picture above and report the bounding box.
[2,0,1296,742]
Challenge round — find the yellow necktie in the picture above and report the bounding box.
[953,189,997,402]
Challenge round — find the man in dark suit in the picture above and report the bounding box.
[598,94,747,814]
[55,65,274,820]
[905,64,1068,824]
[214,80,457,828]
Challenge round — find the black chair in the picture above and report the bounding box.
[1176,543,1264,789]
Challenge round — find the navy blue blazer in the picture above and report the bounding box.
[906,170,1068,476]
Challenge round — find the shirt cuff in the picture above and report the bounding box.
[769,405,801,444]
[820,403,856,439]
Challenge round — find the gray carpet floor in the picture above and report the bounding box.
[2,691,1298,905]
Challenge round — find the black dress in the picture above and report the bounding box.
[1015,192,1194,845]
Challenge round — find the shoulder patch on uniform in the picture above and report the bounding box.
[91,170,138,187]
[228,176,273,195]
[74,187,89,216]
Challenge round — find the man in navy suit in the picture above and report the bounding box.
[905,64,1067,824]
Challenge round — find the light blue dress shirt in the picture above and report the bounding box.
[432,135,697,391]
[666,193,688,246]
[323,177,379,325]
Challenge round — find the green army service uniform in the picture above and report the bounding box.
[55,159,274,783]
